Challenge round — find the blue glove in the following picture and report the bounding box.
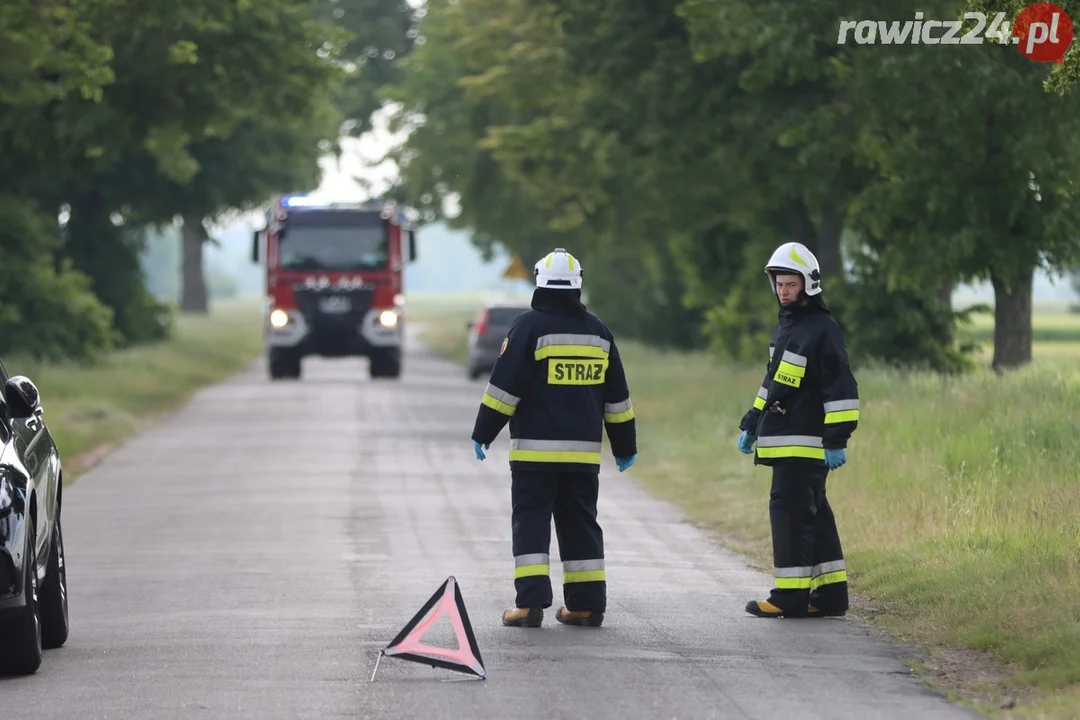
[615,455,636,472]
[737,431,756,455]
[474,441,489,461]
[825,448,846,470]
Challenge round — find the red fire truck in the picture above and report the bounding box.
[251,195,417,380]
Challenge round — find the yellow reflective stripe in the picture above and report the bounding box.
[564,570,606,583]
[774,576,813,590]
[482,393,516,416]
[824,409,859,424]
[509,450,601,464]
[514,564,549,578]
[535,345,609,361]
[774,360,805,388]
[604,408,635,423]
[811,570,847,589]
[757,446,825,460]
[753,396,766,410]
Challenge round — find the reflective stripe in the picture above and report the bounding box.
[516,553,550,566]
[756,435,825,461]
[812,560,845,575]
[564,558,606,584]
[535,333,611,361]
[774,362,805,387]
[753,385,768,411]
[811,559,848,590]
[769,345,774,359]
[782,350,807,367]
[604,398,635,423]
[757,435,822,448]
[515,553,550,579]
[811,570,847,589]
[824,399,860,424]
[482,383,521,416]
[774,565,813,590]
[509,439,602,464]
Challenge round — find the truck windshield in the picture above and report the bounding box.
[278,224,388,271]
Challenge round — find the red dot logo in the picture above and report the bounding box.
[1012,2,1074,63]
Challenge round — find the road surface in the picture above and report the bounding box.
[0,326,982,720]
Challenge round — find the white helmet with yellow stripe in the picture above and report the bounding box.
[534,248,583,290]
[765,242,822,297]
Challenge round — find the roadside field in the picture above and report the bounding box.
[410,292,1080,719]
[6,298,264,482]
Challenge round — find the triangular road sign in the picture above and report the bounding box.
[502,254,531,281]
[375,576,485,680]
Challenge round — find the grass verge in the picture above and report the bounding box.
[7,298,264,483]
[411,293,1080,719]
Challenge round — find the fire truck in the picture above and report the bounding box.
[251,195,417,380]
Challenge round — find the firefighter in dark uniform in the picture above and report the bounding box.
[471,248,638,629]
[737,241,859,619]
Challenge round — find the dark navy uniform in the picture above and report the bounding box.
[739,298,859,616]
[472,288,636,616]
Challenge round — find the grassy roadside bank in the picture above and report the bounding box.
[410,293,1080,719]
[7,298,264,483]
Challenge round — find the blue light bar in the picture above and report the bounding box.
[283,196,333,207]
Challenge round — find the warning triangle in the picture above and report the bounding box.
[501,254,531,281]
[378,576,485,679]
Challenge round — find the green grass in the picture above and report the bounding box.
[7,297,264,482]
[962,308,1080,343]
[412,293,1080,719]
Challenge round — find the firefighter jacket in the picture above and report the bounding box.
[471,288,637,473]
[739,299,859,466]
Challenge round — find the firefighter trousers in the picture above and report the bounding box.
[766,463,849,615]
[510,468,606,613]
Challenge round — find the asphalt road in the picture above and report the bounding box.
[0,326,983,720]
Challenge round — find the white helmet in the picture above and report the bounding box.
[534,248,583,290]
[765,242,822,297]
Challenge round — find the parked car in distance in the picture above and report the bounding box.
[0,357,69,676]
[466,303,531,380]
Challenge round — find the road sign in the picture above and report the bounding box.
[502,254,531,281]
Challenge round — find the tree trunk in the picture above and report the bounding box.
[787,198,816,248]
[180,214,209,313]
[815,203,844,283]
[934,278,955,347]
[990,267,1033,371]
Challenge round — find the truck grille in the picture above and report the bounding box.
[294,287,374,333]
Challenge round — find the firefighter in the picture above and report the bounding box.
[471,248,637,629]
[737,242,859,619]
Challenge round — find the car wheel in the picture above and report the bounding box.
[1,516,42,675]
[269,349,302,380]
[39,514,70,649]
[370,348,402,379]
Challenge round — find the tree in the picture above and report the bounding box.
[964,0,1080,93]
[0,0,119,360]
[33,0,347,330]
[843,25,1080,370]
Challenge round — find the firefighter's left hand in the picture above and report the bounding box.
[615,455,636,472]
[824,448,846,470]
[474,441,489,461]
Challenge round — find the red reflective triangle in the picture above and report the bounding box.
[382,576,485,678]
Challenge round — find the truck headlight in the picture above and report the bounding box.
[269,309,289,328]
[378,310,399,327]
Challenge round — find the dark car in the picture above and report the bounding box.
[0,358,69,675]
[465,303,530,380]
